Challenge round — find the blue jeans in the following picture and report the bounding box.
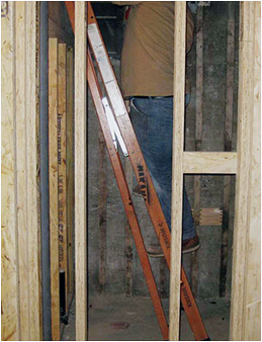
[129,96,196,241]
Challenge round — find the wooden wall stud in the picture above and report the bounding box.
[169,2,187,340]
[75,2,87,340]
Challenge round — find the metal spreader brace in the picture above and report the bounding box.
[65,2,211,340]
[102,97,129,157]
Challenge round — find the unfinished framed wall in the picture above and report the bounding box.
[1,2,42,340]
[1,1,260,341]
[169,1,260,340]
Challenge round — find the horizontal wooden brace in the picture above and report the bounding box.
[183,152,237,174]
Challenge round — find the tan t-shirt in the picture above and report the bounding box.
[113,2,194,97]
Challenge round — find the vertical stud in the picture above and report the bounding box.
[169,2,187,340]
[75,2,87,340]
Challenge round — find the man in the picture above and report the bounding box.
[113,2,199,254]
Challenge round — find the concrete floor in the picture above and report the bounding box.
[62,294,230,341]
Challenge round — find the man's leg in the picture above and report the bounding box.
[129,97,198,250]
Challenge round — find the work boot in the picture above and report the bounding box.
[146,236,200,258]
[146,245,164,258]
[182,235,200,254]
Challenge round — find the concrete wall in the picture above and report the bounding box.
[87,2,239,300]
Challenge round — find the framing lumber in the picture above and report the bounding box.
[242,3,261,340]
[16,2,42,340]
[15,4,30,337]
[220,1,235,297]
[48,38,60,341]
[230,2,261,340]
[183,152,237,174]
[2,2,42,340]
[169,2,186,340]
[75,2,87,340]
[66,47,75,296]
[58,43,68,313]
[25,3,42,339]
[1,2,19,340]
